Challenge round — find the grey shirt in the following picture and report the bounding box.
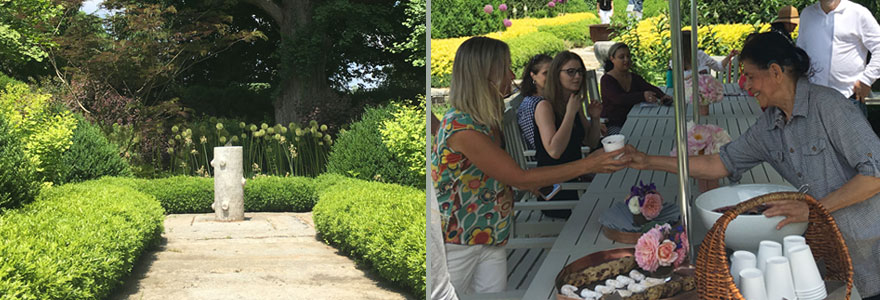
[719,78,880,296]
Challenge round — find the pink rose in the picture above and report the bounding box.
[483,4,493,14]
[499,3,508,11]
[657,240,679,266]
[641,193,662,220]
[503,19,512,27]
[675,232,689,266]
[635,233,660,271]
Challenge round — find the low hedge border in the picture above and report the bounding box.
[312,173,426,296]
[96,176,318,214]
[0,181,165,300]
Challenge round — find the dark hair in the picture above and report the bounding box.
[740,32,812,79]
[545,51,588,123]
[769,23,793,41]
[520,54,552,96]
[603,42,629,72]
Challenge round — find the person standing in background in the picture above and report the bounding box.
[626,0,643,20]
[797,0,880,117]
[770,5,800,41]
[598,0,613,24]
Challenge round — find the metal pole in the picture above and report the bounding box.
[668,0,696,265]
[690,0,700,124]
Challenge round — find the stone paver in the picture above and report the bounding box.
[111,213,413,300]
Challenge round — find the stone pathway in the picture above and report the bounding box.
[110,213,413,300]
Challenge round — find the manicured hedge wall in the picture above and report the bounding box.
[0,181,165,299]
[312,173,426,296]
[96,176,318,214]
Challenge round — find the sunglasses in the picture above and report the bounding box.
[561,68,586,77]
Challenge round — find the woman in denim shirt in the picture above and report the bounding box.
[627,32,880,298]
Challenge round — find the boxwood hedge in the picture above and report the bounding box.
[313,176,426,296]
[96,176,318,214]
[0,181,165,300]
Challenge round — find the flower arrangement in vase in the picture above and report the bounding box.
[685,74,723,115]
[635,224,688,278]
[626,181,663,226]
[669,121,731,156]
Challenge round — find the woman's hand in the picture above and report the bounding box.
[643,91,658,103]
[624,144,649,170]
[582,148,630,173]
[763,200,809,230]
[722,49,740,68]
[566,93,583,115]
[586,100,602,119]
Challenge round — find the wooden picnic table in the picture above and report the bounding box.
[520,83,865,299]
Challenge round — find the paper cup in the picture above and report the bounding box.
[756,240,781,273]
[730,250,757,288]
[788,245,825,297]
[783,235,806,260]
[602,134,625,159]
[764,256,797,300]
[739,268,768,300]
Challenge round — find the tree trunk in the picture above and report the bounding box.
[211,146,245,221]
[244,0,338,125]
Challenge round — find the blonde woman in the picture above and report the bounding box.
[431,36,631,294]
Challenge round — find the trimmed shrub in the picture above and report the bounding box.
[137,176,214,213]
[313,172,358,194]
[0,181,164,299]
[60,114,131,184]
[506,31,566,75]
[245,176,317,212]
[0,116,40,211]
[327,103,423,187]
[537,19,598,48]
[97,176,320,213]
[313,177,426,296]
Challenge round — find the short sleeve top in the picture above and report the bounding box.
[431,108,514,246]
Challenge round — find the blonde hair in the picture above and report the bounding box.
[544,51,588,123]
[449,36,511,130]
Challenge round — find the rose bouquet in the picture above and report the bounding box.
[684,74,723,105]
[635,224,688,276]
[627,181,663,226]
[669,121,732,156]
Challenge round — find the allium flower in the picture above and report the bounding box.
[267,128,275,135]
[171,125,179,133]
[642,193,663,220]
[219,136,227,144]
[320,124,328,131]
[635,233,660,271]
[261,123,269,130]
[239,122,246,128]
[499,3,508,11]
[547,1,555,7]
[503,19,512,27]
[216,123,224,130]
[200,136,207,144]
[249,124,258,132]
[483,4,493,14]
[231,136,239,143]
[323,135,332,142]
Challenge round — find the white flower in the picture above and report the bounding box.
[628,196,641,215]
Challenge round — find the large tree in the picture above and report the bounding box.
[240,0,423,124]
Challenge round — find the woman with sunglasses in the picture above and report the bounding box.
[521,51,606,218]
[431,37,630,295]
[601,42,672,135]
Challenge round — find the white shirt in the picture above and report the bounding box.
[668,50,724,79]
[797,0,880,98]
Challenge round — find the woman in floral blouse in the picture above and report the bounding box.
[431,36,631,295]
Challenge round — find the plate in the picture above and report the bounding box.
[555,248,696,300]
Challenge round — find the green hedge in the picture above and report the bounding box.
[96,176,319,214]
[507,31,566,75]
[328,103,424,188]
[537,19,598,48]
[0,181,165,299]
[313,176,426,296]
[60,114,131,184]
[0,115,40,211]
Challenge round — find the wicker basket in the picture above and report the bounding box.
[695,191,853,299]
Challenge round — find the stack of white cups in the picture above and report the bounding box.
[730,235,826,300]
